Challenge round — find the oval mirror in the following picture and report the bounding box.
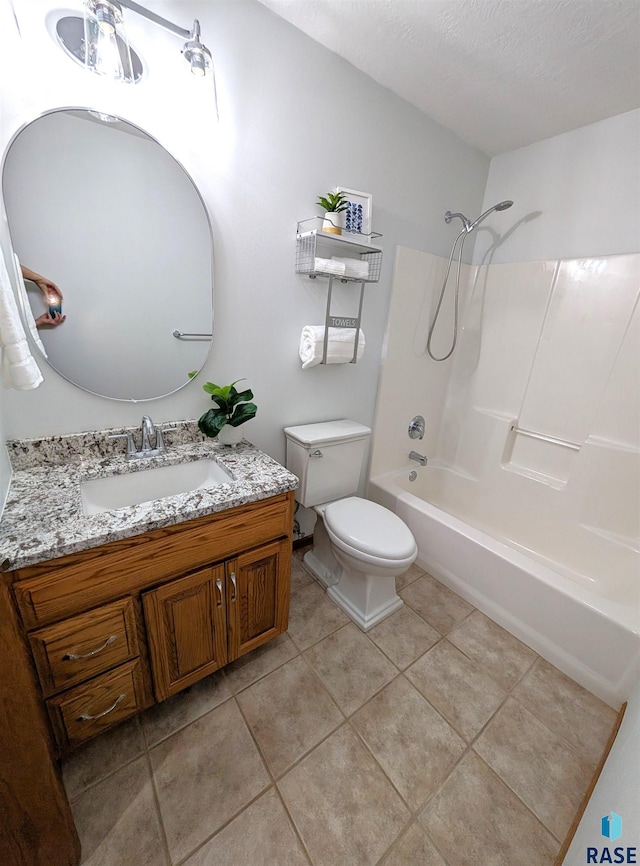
[2,109,213,401]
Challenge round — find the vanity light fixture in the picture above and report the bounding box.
[57,0,213,83]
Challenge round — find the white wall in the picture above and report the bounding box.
[0,0,489,468]
[473,109,640,264]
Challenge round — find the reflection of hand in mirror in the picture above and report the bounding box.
[35,311,66,328]
[20,264,64,303]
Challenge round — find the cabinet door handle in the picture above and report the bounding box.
[63,634,117,661]
[77,693,126,722]
[215,577,224,607]
[229,571,237,602]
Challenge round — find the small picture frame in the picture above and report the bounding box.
[336,187,373,238]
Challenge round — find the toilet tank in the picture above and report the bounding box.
[284,420,371,508]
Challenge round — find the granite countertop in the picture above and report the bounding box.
[0,421,299,572]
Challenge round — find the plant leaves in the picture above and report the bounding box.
[234,388,253,402]
[317,191,349,212]
[198,408,228,438]
[228,402,257,427]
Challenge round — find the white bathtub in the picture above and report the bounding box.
[369,467,640,708]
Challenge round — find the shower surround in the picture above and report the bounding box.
[369,247,640,706]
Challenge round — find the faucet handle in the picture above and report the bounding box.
[408,415,425,440]
[155,426,177,452]
[108,432,136,457]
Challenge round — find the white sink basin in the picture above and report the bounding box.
[81,459,233,515]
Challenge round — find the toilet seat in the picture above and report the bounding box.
[323,496,417,567]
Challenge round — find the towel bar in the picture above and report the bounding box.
[510,425,580,451]
[172,330,212,340]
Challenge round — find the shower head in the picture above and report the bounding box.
[468,200,514,231]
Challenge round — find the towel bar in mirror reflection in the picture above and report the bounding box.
[173,330,213,340]
[3,108,214,401]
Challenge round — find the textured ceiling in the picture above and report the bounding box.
[256,0,640,156]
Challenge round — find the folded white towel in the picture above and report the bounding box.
[314,257,346,275]
[331,256,369,279]
[14,254,47,357]
[0,246,43,390]
[299,325,365,369]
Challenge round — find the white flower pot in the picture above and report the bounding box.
[217,424,244,447]
[322,212,343,235]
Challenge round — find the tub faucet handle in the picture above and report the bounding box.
[408,416,425,440]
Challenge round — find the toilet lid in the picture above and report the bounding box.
[323,497,417,561]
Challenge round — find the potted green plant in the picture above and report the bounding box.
[190,375,257,447]
[317,190,348,235]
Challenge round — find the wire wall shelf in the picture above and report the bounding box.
[296,217,383,282]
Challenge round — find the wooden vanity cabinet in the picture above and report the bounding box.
[10,491,295,753]
[143,538,291,701]
[143,564,229,700]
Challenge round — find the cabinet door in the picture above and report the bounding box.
[227,540,290,662]
[143,566,227,701]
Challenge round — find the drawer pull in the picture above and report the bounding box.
[63,634,117,661]
[215,577,223,607]
[229,571,237,602]
[77,693,126,722]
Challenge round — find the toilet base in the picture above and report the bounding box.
[303,549,340,588]
[327,571,404,631]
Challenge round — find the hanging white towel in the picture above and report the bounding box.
[299,325,365,369]
[13,254,47,357]
[0,246,43,390]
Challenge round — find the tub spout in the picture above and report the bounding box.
[409,451,428,466]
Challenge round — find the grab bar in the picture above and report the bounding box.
[173,330,212,340]
[510,425,580,451]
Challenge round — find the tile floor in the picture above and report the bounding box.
[63,547,618,866]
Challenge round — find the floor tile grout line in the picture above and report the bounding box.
[301,638,402,718]
[508,658,619,767]
[229,646,348,783]
[273,780,315,866]
[232,692,279,785]
[370,815,422,866]
[365,618,444,672]
[467,745,567,846]
[65,718,149,804]
[224,641,303,697]
[141,686,235,752]
[142,748,173,866]
[170,782,278,866]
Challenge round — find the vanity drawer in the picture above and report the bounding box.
[29,598,138,697]
[47,659,145,749]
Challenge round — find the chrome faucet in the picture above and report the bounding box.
[108,415,177,460]
[409,451,428,466]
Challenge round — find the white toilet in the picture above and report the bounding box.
[284,420,417,631]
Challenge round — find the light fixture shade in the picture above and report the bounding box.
[83,0,135,83]
[183,40,211,77]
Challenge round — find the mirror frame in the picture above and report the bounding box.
[1,106,215,402]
